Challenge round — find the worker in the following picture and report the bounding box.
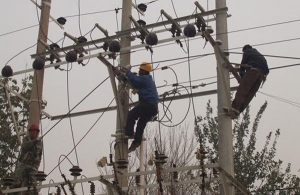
[124,62,159,152]
[13,124,43,189]
[230,44,269,119]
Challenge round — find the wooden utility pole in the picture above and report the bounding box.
[28,0,51,126]
[215,0,235,194]
[115,0,132,188]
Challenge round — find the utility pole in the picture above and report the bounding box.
[115,0,132,189]
[28,0,51,126]
[215,0,235,194]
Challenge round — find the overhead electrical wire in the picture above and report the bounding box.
[3,43,37,67]
[47,97,115,176]
[78,0,83,36]
[41,76,109,138]
[1,3,299,38]
[66,63,80,166]
[229,52,300,60]
[2,76,110,176]
[258,91,300,108]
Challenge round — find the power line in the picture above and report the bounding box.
[258,91,300,108]
[215,18,300,36]
[41,76,110,138]
[66,63,80,166]
[229,52,300,60]
[47,97,116,176]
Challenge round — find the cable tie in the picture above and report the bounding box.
[161,66,168,70]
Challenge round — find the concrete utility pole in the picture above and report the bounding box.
[215,0,235,194]
[28,0,51,126]
[115,0,132,189]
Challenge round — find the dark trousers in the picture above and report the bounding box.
[232,69,264,113]
[125,101,158,144]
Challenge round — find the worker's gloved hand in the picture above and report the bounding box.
[36,137,42,142]
[263,75,267,81]
[125,64,131,70]
[120,65,131,74]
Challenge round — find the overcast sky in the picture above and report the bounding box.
[1,0,300,193]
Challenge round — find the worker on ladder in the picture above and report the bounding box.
[124,62,159,152]
[13,124,43,191]
[230,45,269,119]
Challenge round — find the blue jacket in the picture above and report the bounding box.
[240,48,269,77]
[126,70,159,105]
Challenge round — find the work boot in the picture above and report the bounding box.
[229,108,239,119]
[128,141,140,153]
[223,107,239,119]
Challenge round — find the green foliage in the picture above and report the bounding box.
[0,76,33,178]
[195,100,300,194]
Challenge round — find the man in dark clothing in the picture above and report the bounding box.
[230,45,269,119]
[124,62,159,152]
[13,124,43,191]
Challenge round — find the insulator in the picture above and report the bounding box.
[56,186,61,195]
[184,24,197,38]
[50,43,60,50]
[89,182,95,194]
[172,164,178,181]
[137,3,147,12]
[33,185,38,195]
[78,36,87,43]
[137,19,146,26]
[145,32,158,46]
[215,39,222,46]
[135,168,141,185]
[1,65,13,77]
[103,41,109,51]
[69,165,82,177]
[109,40,121,53]
[206,26,214,34]
[35,171,47,182]
[116,158,128,169]
[57,17,67,25]
[32,57,45,70]
[2,177,14,187]
[65,50,78,63]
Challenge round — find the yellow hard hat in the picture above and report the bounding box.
[139,62,152,72]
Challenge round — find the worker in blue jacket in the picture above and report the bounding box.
[124,62,159,152]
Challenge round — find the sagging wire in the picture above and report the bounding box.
[149,51,163,153]
[159,85,191,128]
[89,27,102,49]
[158,66,178,124]
[66,63,80,166]
[3,43,37,68]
